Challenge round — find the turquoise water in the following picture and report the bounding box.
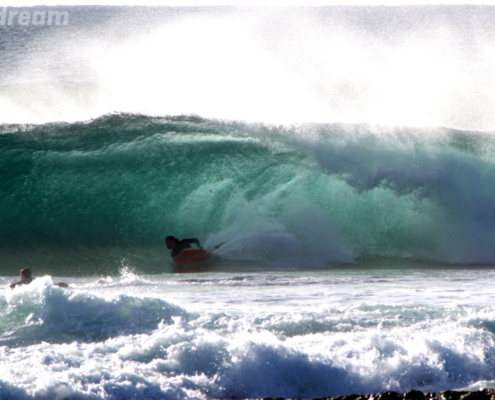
[3,5,495,400]
[2,114,495,275]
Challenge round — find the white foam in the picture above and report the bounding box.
[3,270,495,399]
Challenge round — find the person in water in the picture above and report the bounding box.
[10,268,33,288]
[9,268,68,289]
[165,236,201,258]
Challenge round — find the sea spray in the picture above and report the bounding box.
[3,6,495,130]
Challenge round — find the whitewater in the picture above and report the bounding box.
[3,5,495,400]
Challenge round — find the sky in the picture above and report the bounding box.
[2,0,495,6]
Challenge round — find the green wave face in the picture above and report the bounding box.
[2,114,495,274]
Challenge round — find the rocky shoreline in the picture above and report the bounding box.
[264,389,495,400]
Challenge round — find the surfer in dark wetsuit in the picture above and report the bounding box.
[10,268,34,288]
[165,236,201,257]
[9,268,68,289]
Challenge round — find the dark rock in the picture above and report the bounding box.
[440,390,465,400]
[261,389,495,400]
[405,390,425,400]
[336,394,361,400]
[377,391,402,400]
[460,391,492,400]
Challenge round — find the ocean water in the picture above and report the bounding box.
[3,5,495,400]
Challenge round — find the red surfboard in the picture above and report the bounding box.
[173,248,212,265]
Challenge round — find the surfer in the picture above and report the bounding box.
[165,236,202,258]
[9,268,68,289]
[9,268,33,288]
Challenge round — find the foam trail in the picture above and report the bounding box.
[206,205,354,266]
